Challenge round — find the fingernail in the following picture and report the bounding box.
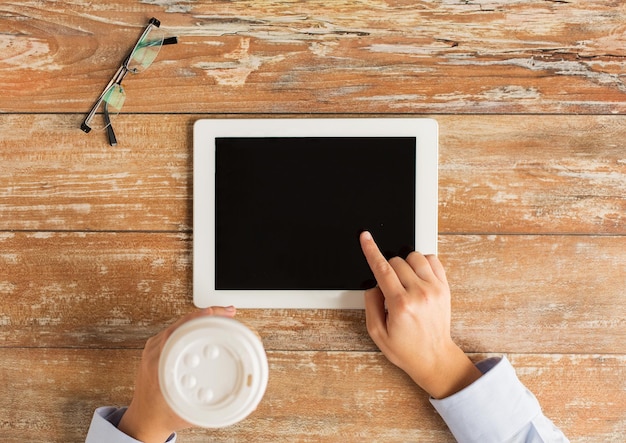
[361,230,372,241]
[225,305,236,312]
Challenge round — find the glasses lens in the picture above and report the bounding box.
[127,26,165,73]
[104,84,126,111]
[91,84,126,130]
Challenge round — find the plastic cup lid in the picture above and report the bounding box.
[159,316,268,428]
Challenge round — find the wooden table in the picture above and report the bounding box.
[1,2,625,441]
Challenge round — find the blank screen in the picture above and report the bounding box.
[215,137,416,290]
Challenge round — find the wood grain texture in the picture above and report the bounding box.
[1,232,624,354]
[2,1,626,113]
[1,1,624,441]
[1,114,625,234]
[0,114,192,232]
[438,115,626,235]
[1,348,623,442]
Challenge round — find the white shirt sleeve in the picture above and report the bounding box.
[85,407,177,443]
[430,356,569,443]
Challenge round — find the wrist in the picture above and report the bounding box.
[410,342,482,400]
[118,404,174,443]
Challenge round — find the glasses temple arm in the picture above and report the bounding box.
[104,102,118,147]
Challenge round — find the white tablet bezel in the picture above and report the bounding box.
[193,118,438,309]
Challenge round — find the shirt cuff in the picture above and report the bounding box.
[429,356,542,443]
[85,407,177,443]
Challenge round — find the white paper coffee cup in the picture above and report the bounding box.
[159,316,269,428]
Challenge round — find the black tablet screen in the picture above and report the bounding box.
[215,137,416,290]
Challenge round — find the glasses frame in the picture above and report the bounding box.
[80,17,178,146]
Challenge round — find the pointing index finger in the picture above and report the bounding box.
[359,231,405,299]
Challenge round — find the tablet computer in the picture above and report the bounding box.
[193,118,438,308]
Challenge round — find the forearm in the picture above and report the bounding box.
[117,402,177,443]
[410,342,482,400]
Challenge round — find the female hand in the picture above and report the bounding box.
[117,306,237,442]
[359,231,481,399]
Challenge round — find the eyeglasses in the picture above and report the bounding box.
[81,17,178,146]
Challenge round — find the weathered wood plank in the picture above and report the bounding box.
[2,1,626,113]
[0,348,623,442]
[438,115,626,235]
[1,114,625,234]
[0,114,193,232]
[1,232,624,354]
[503,353,626,443]
[439,235,626,355]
